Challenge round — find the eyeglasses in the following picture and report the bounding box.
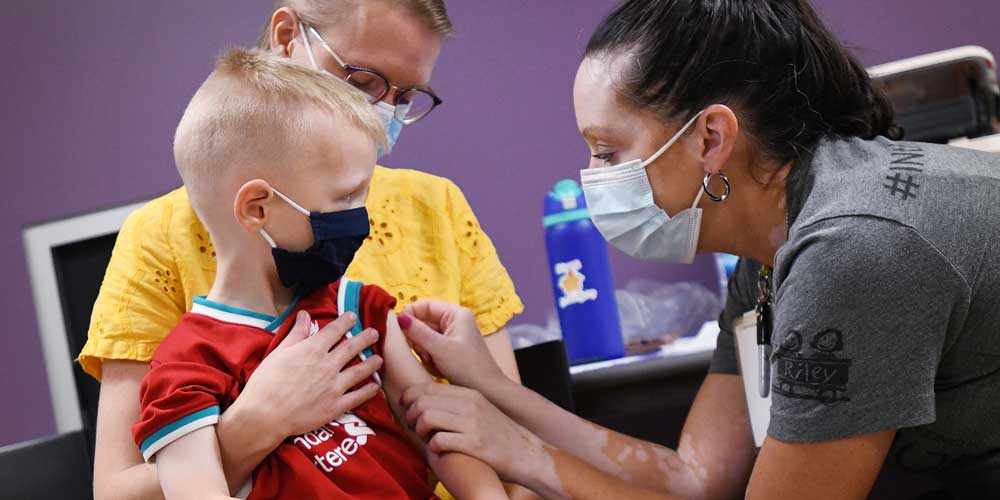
[301,24,443,125]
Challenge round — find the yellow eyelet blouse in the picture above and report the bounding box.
[78,166,524,381]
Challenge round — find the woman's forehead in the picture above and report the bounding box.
[574,57,639,138]
[319,3,441,88]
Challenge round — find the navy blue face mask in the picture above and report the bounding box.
[259,188,370,291]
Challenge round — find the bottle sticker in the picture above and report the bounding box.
[555,259,599,309]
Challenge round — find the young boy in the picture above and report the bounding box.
[131,48,507,500]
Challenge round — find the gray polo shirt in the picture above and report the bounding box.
[710,136,1000,495]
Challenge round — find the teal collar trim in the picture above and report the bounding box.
[193,296,275,322]
[266,294,302,332]
[192,293,303,333]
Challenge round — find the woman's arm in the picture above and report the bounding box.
[95,361,246,500]
[93,313,382,500]
[483,328,522,383]
[93,361,163,500]
[404,375,754,500]
[382,313,508,500]
[482,328,544,500]
[400,301,757,500]
[745,431,893,500]
[402,381,686,500]
[517,445,686,500]
[514,431,891,500]
[488,374,755,499]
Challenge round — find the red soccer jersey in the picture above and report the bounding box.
[133,279,436,500]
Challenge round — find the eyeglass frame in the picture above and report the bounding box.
[300,23,443,125]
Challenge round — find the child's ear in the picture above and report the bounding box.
[234,179,274,234]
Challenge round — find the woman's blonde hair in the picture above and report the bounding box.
[257,0,455,49]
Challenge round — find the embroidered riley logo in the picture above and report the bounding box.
[292,413,376,472]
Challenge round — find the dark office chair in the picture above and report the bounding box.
[513,339,575,412]
[50,232,120,460]
[0,431,93,500]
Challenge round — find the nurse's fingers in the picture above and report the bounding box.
[414,409,467,440]
[404,392,465,429]
[402,299,462,332]
[400,382,464,409]
[399,314,446,359]
[427,432,472,456]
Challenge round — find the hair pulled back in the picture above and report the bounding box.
[586,0,902,161]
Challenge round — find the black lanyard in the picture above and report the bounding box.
[756,265,774,398]
[756,265,774,347]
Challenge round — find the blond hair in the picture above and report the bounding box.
[257,0,455,48]
[174,47,385,219]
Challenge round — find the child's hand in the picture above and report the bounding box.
[234,310,383,440]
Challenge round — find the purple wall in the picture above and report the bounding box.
[3,0,999,447]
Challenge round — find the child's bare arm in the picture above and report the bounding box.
[155,426,236,500]
[381,312,508,500]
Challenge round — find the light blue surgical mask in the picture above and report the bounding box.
[373,101,409,158]
[580,111,708,264]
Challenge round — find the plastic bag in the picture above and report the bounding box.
[509,279,721,351]
[507,323,562,350]
[619,279,722,345]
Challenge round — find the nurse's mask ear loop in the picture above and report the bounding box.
[689,184,706,210]
[641,111,714,209]
[702,171,731,202]
[640,111,705,169]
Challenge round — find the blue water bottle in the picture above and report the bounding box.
[544,179,624,364]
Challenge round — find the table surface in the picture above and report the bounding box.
[569,321,719,390]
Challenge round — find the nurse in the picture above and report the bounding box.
[398,0,1000,498]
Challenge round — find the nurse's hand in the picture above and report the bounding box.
[401,382,546,485]
[399,300,507,391]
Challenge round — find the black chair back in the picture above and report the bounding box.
[0,431,93,500]
[513,340,575,412]
[50,232,119,460]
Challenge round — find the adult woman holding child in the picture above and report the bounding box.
[81,2,531,499]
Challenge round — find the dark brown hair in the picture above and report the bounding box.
[586,0,902,161]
